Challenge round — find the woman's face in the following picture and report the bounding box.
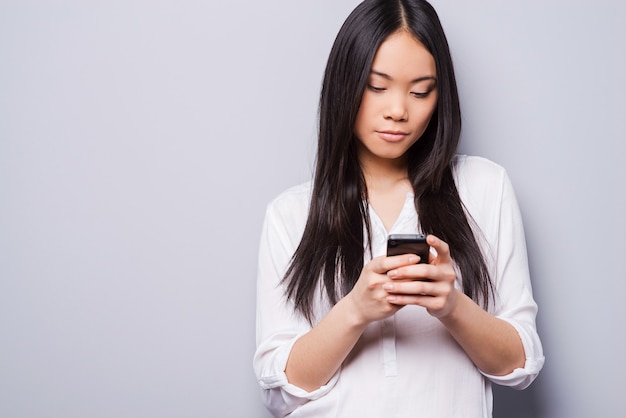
[354,30,438,167]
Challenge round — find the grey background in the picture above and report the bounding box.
[1,0,624,417]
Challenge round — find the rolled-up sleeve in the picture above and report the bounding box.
[473,162,545,389]
[253,187,338,416]
[255,330,339,417]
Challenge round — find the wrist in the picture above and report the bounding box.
[434,288,464,321]
[337,294,370,330]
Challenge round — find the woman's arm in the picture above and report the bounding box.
[437,290,525,375]
[284,297,366,392]
[383,234,526,375]
[285,254,417,391]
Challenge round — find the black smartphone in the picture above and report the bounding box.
[387,234,430,264]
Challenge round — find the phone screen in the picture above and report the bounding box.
[387,234,429,263]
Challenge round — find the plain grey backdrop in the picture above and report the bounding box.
[1,0,624,417]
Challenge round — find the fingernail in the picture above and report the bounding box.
[383,283,393,291]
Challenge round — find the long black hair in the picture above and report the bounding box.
[284,0,493,323]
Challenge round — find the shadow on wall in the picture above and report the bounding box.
[493,376,547,418]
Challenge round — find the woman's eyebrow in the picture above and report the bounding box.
[370,70,436,83]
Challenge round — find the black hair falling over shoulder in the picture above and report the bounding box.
[415,166,494,310]
[283,0,494,323]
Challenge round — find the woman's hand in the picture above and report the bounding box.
[344,253,421,325]
[381,234,526,375]
[284,251,422,391]
[382,234,459,318]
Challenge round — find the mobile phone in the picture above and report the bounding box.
[387,234,430,264]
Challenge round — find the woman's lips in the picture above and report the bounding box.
[377,130,409,142]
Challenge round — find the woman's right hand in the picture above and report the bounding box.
[344,253,420,325]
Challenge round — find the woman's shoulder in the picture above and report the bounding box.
[452,154,507,177]
[452,155,512,206]
[452,154,508,188]
[266,181,313,219]
[269,181,312,205]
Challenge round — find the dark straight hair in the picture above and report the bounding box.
[284,0,493,323]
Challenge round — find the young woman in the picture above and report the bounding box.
[254,1,544,416]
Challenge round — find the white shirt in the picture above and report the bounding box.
[254,155,544,418]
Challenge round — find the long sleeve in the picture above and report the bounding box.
[455,155,545,389]
[253,183,339,417]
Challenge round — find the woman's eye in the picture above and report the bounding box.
[411,91,430,98]
[367,84,386,92]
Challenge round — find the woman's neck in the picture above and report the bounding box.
[359,154,410,194]
[359,153,413,232]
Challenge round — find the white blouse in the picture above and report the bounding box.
[254,155,544,417]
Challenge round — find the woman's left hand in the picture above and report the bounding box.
[383,234,459,318]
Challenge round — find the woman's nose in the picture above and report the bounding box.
[383,94,408,121]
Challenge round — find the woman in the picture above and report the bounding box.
[254,0,544,416]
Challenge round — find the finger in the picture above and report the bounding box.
[386,293,432,306]
[388,288,458,317]
[387,262,435,281]
[388,261,456,288]
[387,294,448,314]
[426,234,452,264]
[371,254,420,274]
[383,279,442,296]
